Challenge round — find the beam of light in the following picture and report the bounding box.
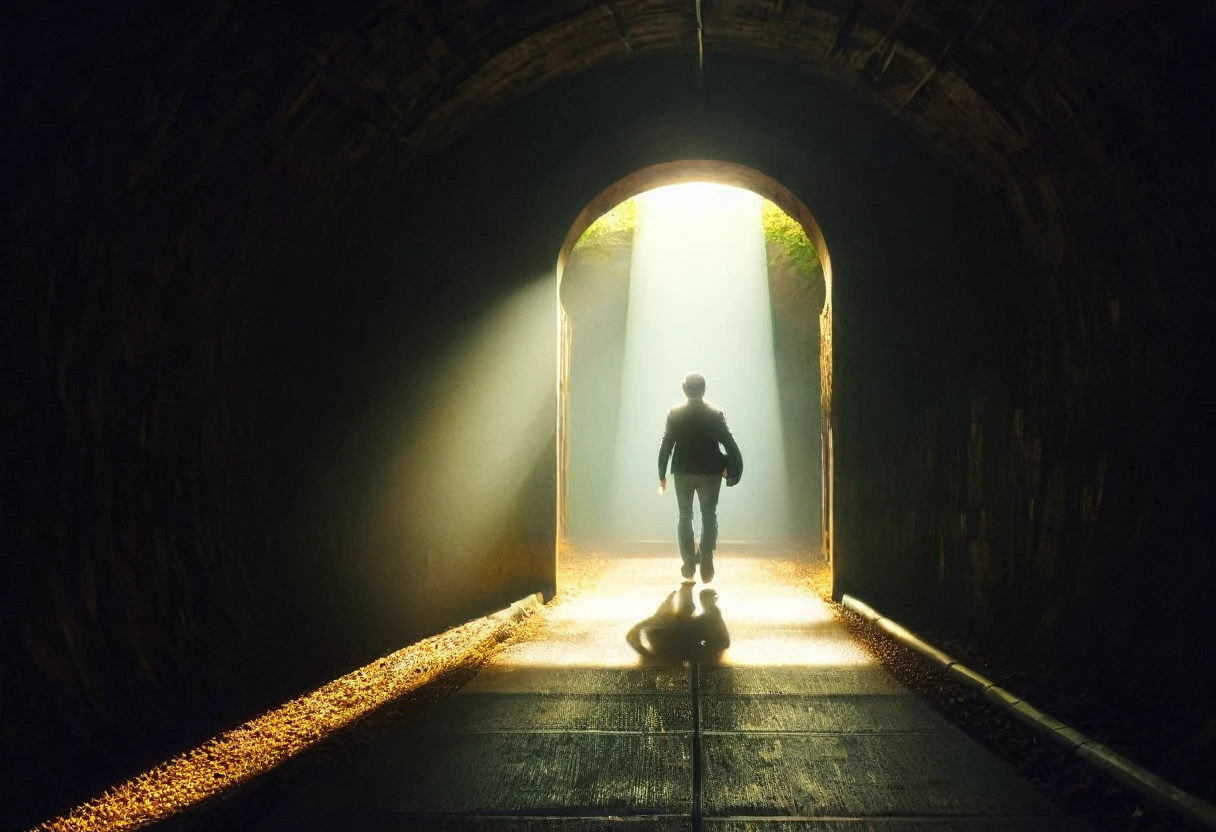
[31,611,528,832]
[389,277,556,558]
[609,183,790,541]
[34,279,559,832]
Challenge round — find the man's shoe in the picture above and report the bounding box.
[700,558,715,583]
[681,561,696,580]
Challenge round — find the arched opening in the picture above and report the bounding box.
[554,160,835,589]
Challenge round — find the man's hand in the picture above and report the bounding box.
[658,478,667,495]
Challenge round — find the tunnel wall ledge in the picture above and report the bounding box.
[841,595,1216,830]
[490,592,546,623]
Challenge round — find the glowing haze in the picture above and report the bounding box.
[609,182,790,541]
[392,278,556,559]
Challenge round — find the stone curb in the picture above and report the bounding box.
[489,591,544,623]
[841,594,1216,829]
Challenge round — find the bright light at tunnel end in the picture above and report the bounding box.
[610,180,790,541]
[637,181,763,219]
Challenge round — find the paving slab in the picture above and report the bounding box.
[463,666,689,695]
[287,732,692,815]
[701,733,1058,818]
[712,629,873,667]
[266,813,689,831]
[488,621,662,668]
[402,692,693,734]
[700,694,948,735]
[699,666,905,696]
[704,821,1087,831]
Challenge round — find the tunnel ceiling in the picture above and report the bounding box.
[16,0,1206,276]
[370,0,1055,169]
[283,0,1179,212]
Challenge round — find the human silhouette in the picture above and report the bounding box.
[657,372,743,582]
[625,583,731,664]
[696,589,731,662]
[625,583,698,663]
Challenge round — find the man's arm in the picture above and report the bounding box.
[718,411,743,481]
[658,410,676,483]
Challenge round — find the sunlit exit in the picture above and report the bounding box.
[610,183,789,541]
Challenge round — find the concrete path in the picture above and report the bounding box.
[256,552,1084,831]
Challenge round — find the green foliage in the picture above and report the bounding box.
[573,194,818,280]
[762,199,819,276]
[574,197,640,250]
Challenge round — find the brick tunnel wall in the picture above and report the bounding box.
[6,0,1215,825]
[830,6,1216,767]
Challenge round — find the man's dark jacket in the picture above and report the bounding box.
[658,398,744,486]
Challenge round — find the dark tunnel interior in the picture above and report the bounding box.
[5,1,1216,828]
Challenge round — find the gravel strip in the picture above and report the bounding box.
[143,544,611,832]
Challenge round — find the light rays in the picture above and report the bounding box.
[610,183,790,541]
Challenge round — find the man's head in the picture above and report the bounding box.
[682,371,707,399]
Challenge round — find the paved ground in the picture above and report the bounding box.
[254,552,1085,831]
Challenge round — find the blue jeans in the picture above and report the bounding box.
[674,473,722,567]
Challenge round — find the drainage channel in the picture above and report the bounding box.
[690,659,704,832]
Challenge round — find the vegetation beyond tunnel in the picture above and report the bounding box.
[6,1,1215,827]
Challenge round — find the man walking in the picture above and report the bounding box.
[658,372,743,582]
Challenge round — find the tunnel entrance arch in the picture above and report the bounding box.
[554,160,835,582]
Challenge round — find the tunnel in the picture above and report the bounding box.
[5,1,1215,829]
